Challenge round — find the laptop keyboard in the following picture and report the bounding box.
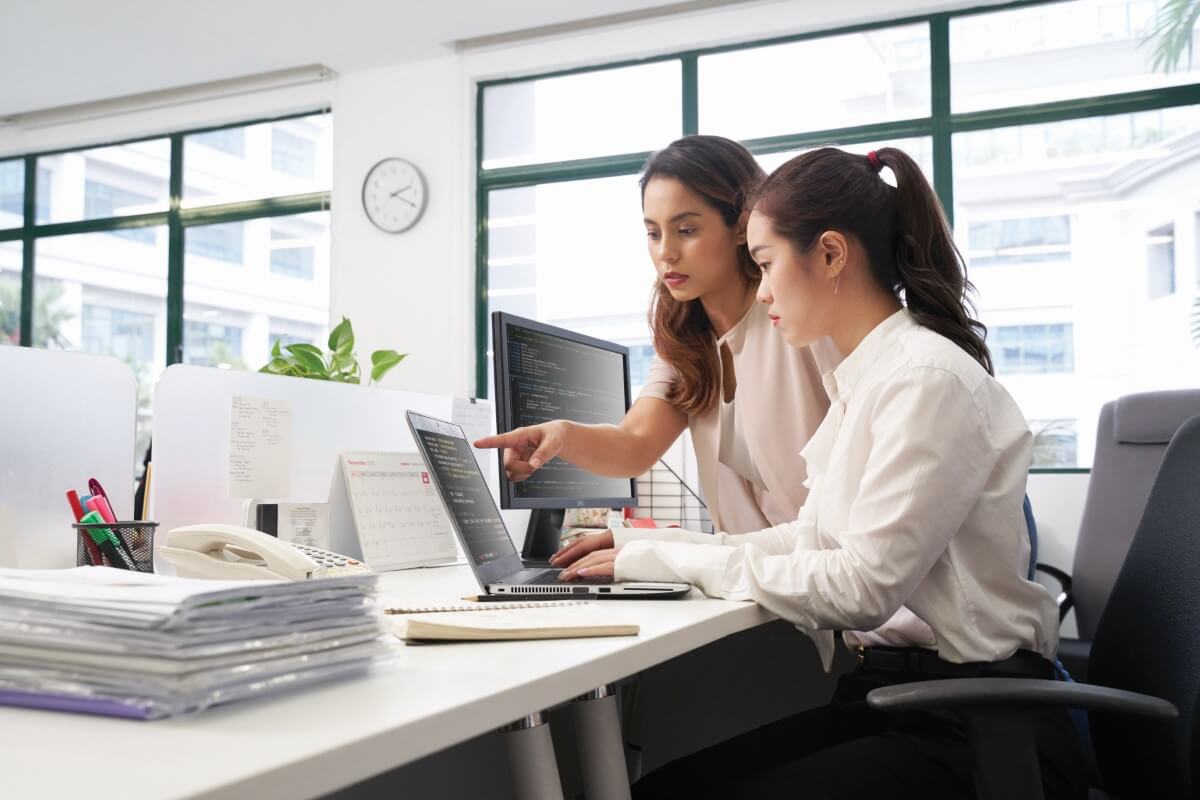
[522,569,614,586]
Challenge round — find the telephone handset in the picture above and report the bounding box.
[161,523,371,581]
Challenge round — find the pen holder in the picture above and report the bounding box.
[74,521,157,572]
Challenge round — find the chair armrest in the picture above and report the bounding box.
[866,678,1177,720]
[1034,562,1074,621]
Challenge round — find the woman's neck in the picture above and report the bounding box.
[831,289,902,358]
[701,280,757,339]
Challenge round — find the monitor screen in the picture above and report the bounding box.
[493,313,637,509]
[410,422,518,568]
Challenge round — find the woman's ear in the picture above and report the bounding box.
[818,231,848,278]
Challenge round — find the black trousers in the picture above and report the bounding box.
[631,667,1087,799]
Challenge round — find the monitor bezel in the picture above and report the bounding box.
[491,311,638,510]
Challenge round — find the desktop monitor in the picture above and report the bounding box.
[491,312,637,558]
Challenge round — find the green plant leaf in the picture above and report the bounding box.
[271,339,282,358]
[328,317,354,354]
[285,344,327,375]
[370,350,407,383]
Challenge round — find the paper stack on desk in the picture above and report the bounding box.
[0,567,395,720]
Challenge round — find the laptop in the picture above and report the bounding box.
[406,411,691,599]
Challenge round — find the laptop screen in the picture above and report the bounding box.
[410,425,518,568]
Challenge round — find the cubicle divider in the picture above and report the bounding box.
[0,348,137,569]
[151,365,518,566]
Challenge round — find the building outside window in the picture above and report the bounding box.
[1147,223,1176,298]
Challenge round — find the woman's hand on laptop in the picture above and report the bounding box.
[549,530,614,568]
[474,421,568,481]
[558,547,619,581]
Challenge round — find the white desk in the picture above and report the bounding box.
[5,566,776,800]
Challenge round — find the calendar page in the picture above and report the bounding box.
[338,452,457,571]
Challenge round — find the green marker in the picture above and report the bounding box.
[79,510,137,570]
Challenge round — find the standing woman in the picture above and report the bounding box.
[477,135,837,535]
[555,146,1084,798]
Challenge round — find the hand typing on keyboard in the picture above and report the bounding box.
[558,546,620,581]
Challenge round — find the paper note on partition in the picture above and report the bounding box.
[229,396,293,498]
[452,397,496,489]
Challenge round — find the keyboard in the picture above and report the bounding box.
[522,569,613,586]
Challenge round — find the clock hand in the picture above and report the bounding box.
[388,184,412,199]
[393,196,416,208]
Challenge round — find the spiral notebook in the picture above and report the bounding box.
[385,599,589,615]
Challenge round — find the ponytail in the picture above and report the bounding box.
[874,148,992,375]
[754,146,993,375]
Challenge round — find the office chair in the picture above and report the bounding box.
[866,414,1200,799]
[1035,388,1200,680]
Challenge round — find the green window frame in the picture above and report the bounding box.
[0,108,331,363]
[475,0,1200,474]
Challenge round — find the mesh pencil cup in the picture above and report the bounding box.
[75,521,157,572]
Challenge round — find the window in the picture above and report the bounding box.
[477,2,1200,469]
[269,216,322,279]
[271,129,316,178]
[992,324,1075,374]
[183,113,331,208]
[1,164,52,227]
[185,211,330,373]
[627,343,656,389]
[269,330,313,349]
[184,319,245,368]
[1147,223,1175,298]
[482,61,681,169]
[967,216,1071,267]
[191,128,245,156]
[0,242,20,346]
[1,111,332,468]
[185,221,243,263]
[37,141,169,225]
[82,305,155,364]
[1030,419,1079,468]
[84,181,157,244]
[699,24,930,141]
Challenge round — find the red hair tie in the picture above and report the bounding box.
[866,151,883,174]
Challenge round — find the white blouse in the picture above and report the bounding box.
[614,310,1059,665]
[639,302,839,534]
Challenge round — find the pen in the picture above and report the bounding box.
[88,478,115,519]
[78,511,137,570]
[67,490,103,566]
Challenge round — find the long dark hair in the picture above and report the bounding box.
[640,135,765,415]
[754,146,993,375]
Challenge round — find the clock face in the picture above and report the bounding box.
[362,158,427,233]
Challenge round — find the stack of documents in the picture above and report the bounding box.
[0,567,395,720]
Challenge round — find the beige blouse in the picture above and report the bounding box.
[639,302,839,533]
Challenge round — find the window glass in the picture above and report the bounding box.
[952,0,1200,113]
[34,228,167,459]
[955,105,1200,466]
[700,24,930,141]
[482,61,681,169]
[37,140,170,224]
[0,242,21,345]
[484,177,653,385]
[184,211,330,373]
[182,113,331,208]
[0,160,23,229]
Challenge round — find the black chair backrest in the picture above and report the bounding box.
[1089,415,1200,797]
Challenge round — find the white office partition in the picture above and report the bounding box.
[0,348,137,568]
[151,365,516,561]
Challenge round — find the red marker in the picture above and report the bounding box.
[88,478,115,519]
[67,490,103,566]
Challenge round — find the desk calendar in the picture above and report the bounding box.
[332,452,457,570]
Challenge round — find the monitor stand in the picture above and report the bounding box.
[521,508,565,564]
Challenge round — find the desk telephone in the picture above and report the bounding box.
[161,523,372,581]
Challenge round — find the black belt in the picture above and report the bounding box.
[856,645,1055,680]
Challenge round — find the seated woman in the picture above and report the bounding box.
[552,146,1085,799]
